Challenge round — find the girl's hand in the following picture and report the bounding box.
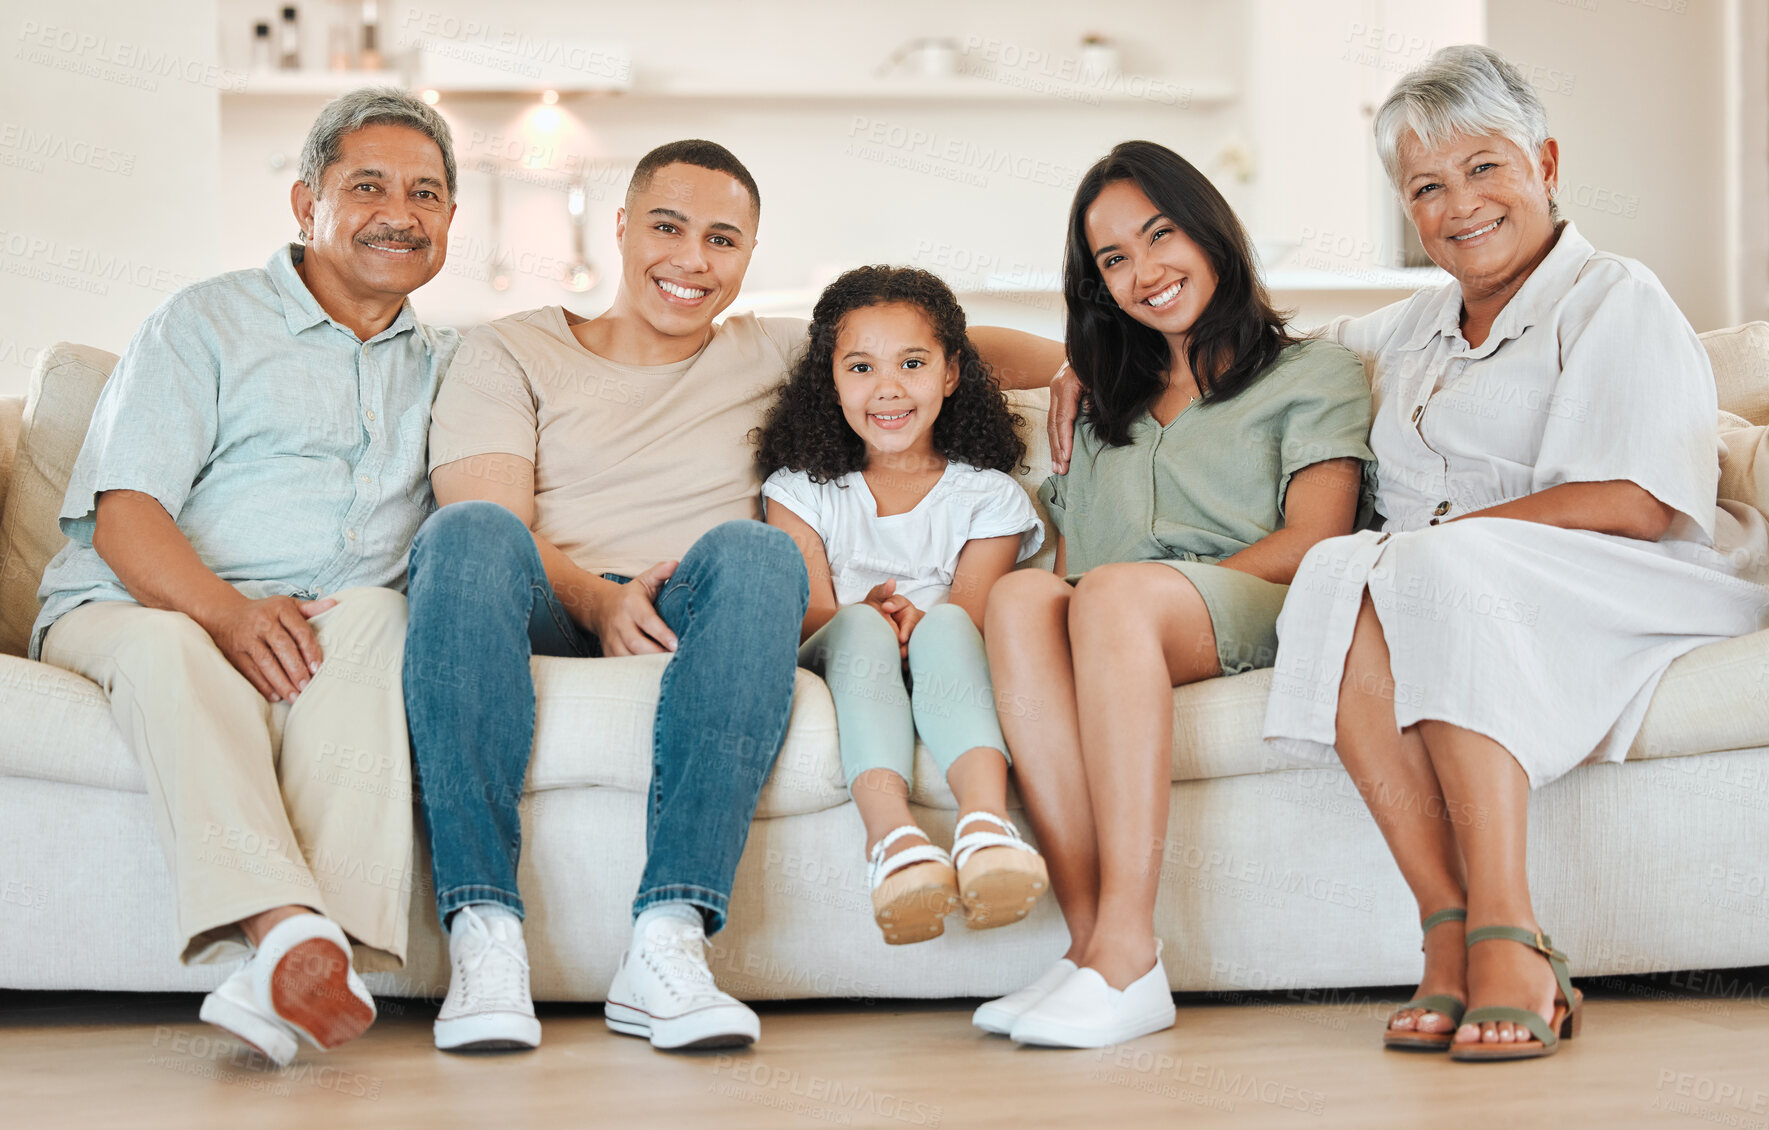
[886,600,925,659]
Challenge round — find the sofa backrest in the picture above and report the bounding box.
[0,344,118,657]
[0,322,1764,658]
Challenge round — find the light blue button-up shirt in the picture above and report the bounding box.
[31,243,459,658]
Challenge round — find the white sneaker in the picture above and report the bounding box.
[1010,945,1176,1048]
[250,913,376,1052]
[605,915,759,1050]
[434,905,542,1051]
[199,959,299,1067]
[972,958,1078,1035]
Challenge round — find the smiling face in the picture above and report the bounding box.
[291,122,454,304]
[1085,178,1219,356]
[612,161,757,347]
[1398,131,1560,302]
[832,302,960,464]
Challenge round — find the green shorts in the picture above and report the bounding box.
[1067,560,1287,675]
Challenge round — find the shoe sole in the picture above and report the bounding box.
[268,939,375,1051]
[604,1001,758,1050]
[199,993,298,1067]
[435,1012,542,1052]
[959,849,1048,930]
[1012,1007,1176,1049]
[873,862,960,945]
[970,1003,1017,1035]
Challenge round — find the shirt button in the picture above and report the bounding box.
[1411,406,1423,422]
[364,409,377,422]
[1429,518,1440,526]
[345,528,357,541]
[1434,501,1451,515]
[359,474,371,484]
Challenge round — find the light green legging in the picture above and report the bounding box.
[798,602,1011,789]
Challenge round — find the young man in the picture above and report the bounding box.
[33,88,460,1065]
[407,139,1066,1053]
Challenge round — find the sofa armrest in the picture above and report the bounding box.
[0,395,23,530]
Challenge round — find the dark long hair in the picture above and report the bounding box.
[755,265,1025,482]
[1064,140,1296,446]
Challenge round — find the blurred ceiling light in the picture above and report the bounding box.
[541,89,560,105]
[533,105,561,132]
[420,88,441,105]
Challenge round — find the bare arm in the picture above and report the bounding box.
[92,490,333,703]
[1455,480,1675,541]
[972,326,1066,393]
[1217,459,1363,585]
[946,534,1024,632]
[1053,533,1067,578]
[764,500,840,642]
[431,454,679,655]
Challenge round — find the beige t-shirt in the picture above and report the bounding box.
[429,306,807,577]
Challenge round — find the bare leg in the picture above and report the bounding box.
[1067,564,1220,989]
[947,746,1010,823]
[1334,595,1468,1034]
[850,769,923,859]
[1418,721,1558,1047]
[240,905,313,947]
[986,570,1096,962]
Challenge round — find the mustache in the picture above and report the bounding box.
[355,230,432,250]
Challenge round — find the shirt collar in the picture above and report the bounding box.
[266,242,421,344]
[1395,221,1595,355]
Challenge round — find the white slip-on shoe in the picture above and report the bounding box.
[605,916,759,1051]
[434,905,542,1052]
[1010,944,1176,1048]
[250,913,377,1052]
[199,958,300,1067]
[972,958,1078,1036]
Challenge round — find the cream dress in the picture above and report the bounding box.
[1262,223,1769,786]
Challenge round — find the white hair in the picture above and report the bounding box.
[1374,45,1551,196]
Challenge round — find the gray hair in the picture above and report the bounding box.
[1374,45,1551,196]
[299,86,457,201]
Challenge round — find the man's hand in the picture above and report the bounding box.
[208,595,337,703]
[588,560,680,656]
[1047,365,1084,474]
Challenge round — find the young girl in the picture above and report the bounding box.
[755,265,1048,945]
[979,141,1376,1047]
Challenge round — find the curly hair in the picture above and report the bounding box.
[754,265,1025,483]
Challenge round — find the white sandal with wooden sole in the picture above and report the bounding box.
[868,825,960,945]
[953,812,1049,930]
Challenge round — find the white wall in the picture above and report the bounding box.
[1488,0,1731,330]
[0,0,223,396]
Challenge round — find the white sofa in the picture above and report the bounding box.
[3,329,1769,1005]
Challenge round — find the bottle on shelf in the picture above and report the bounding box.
[278,6,301,70]
[250,22,273,71]
[327,0,353,72]
[360,0,382,70]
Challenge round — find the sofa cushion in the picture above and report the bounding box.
[1003,387,1057,574]
[1703,322,1769,426]
[0,345,118,658]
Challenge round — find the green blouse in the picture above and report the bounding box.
[1041,338,1375,576]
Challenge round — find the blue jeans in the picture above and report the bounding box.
[403,501,809,934]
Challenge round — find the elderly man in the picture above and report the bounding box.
[406,138,1064,1053]
[32,87,458,1066]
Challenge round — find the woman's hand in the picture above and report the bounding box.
[1047,365,1085,474]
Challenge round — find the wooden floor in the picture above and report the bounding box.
[4,969,1767,1129]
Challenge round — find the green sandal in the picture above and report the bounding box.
[1384,907,1467,1051]
[1450,925,1583,1062]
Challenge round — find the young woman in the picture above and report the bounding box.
[981,141,1375,1047]
[756,265,1049,946]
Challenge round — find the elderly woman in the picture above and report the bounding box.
[1261,46,1768,1061]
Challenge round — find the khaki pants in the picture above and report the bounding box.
[43,587,415,970]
